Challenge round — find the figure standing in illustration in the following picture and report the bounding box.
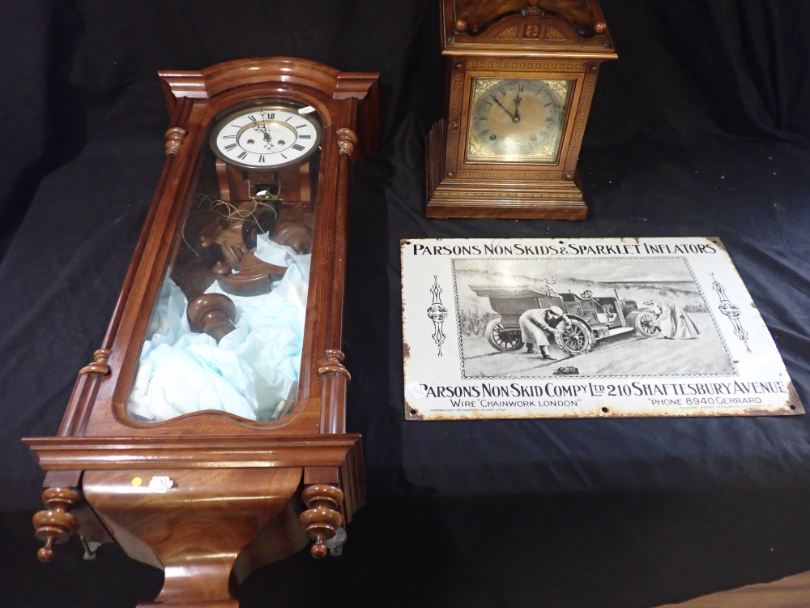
[518,305,571,360]
[644,299,700,340]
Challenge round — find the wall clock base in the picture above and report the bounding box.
[425,119,587,220]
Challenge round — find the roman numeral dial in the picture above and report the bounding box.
[469,79,569,161]
[210,104,322,169]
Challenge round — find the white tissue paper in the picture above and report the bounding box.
[127,235,310,422]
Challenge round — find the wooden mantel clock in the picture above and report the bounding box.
[426,0,617,219]
[23,57,379,607]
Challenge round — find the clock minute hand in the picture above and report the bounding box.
[492,96,516,121]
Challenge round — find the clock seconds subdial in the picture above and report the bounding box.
[471,80,564,157]
[211,106,321,169]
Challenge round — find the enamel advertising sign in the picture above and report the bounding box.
[401,237,803,420]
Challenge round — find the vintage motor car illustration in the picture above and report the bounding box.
[473,284,664,355]
[401,237,802,420]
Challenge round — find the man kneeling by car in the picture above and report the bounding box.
[518,305,571,360]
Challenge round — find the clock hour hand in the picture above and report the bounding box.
[492,96,517,122]
[513,92,521,123]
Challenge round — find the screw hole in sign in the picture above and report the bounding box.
[601,407,609,413]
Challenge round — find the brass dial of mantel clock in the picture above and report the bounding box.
[468,77,570,161]
[426,0,617,219]
[24,58,379,608]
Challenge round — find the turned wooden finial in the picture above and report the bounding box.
[336,128,358,158]
[299,484,344,559]
[526,0,545,16]
[318,349,351,381]
[164,127,187,156]
[33,487,83,562]
[79,349,112,375]
[187,294,237,342]
[455,19,467,32]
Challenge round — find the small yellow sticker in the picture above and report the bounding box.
[131,477,142,487]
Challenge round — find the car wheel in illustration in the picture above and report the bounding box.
[485,318,524,352]
[554,319,594,356]
[630,310,659,338]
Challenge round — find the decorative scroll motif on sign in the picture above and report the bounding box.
[427,276,449,356]
[494,26,519,39]
[524,24,540,39]
[545,26,568,41]
[711,273,751,353]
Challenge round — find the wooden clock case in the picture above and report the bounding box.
[426,0,617,219]
[23,57,379,608]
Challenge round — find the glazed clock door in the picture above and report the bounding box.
[128,99,323,425]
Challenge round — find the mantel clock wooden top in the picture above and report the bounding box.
[445,0,615,56]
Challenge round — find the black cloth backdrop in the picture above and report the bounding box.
[1,1,809,607]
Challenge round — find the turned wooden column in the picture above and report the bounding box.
[298,484,344,559]
[33,487,84,562]
[318,127,357,434]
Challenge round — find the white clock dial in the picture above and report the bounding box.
[210,105,321,169]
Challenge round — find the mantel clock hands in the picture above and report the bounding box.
[492,95,516,122]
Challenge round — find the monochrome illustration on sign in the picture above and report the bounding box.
[401,238,802,420]
[455,256,732,379]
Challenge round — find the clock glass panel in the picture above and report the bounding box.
[126,101,322,424]
[466,78,572,163]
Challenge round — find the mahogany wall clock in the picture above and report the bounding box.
[426,0,617,219]
[23,57,379,608]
